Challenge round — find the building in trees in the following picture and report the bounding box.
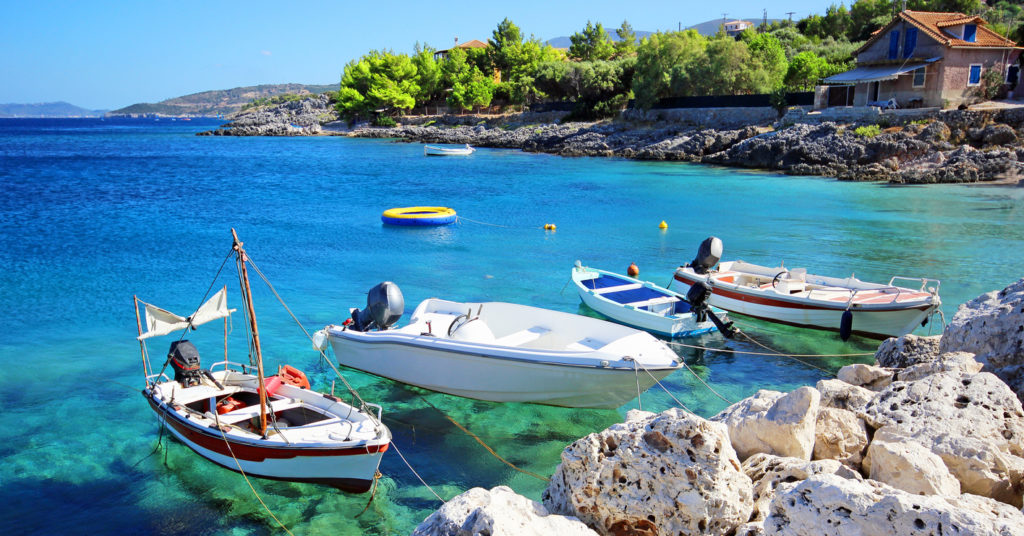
[822,10,1021,108]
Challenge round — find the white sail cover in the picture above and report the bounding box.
[137,287,234,340]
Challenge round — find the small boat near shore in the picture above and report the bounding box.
[134,230,390,491]
[319,282,682,409]
[424,144,475,156]
[571,262,722,338]
[672,237,942,340]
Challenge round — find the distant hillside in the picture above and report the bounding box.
[546,31,655,49]
[0,101,106,118]
[109,83,337,117]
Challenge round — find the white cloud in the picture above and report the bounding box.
[260,50,272,56]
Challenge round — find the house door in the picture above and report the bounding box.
[828,86,854,107]
[870,81,880,102]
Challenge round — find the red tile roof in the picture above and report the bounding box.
[855,10,1018,55]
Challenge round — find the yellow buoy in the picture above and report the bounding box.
[544,223,557,230]
[659,220,668,229]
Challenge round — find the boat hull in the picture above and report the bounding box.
[572,266,718,338]
[673,270,936,339]
[327,333,675,409]
[145,392,387,492]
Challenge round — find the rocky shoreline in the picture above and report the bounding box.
[199,95,1024,184]
[412,278,1024,535]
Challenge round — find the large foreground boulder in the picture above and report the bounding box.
[764,474,1024,535]
[863,370,1024,506]
[742,453,861,523]
[543,408,753,536]
[712,387,820,461]
[412,486,597,536]
[940,278,1024,401]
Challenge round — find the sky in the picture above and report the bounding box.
[0,0,831,110]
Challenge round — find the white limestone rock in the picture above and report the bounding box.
[863,432,961,496]
[735,521,766,536]
[815,378,874,413]
[875,334,942,369]
[764,474,1024,536]
[836,363,894,391]
[742,453,861,523]
[897,351,983,382]
[412,486,598,536]
[543,408,753,536]
[863,371,1024,506]
[812,407,868,468]
[712,387,820,461]
[940,278,1024,402]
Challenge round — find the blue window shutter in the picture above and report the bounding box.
[964,24,976,42]
[969,65,982,84]
[903,27,917,58]
[889,30,900,59]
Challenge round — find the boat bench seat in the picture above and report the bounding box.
[592,283,642,295]
[216,398,305,425]
[626,296,679,308]
[173,383,242,405]
[494,326,550,347]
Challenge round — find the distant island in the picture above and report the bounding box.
[0,102,107,118]
[107,83,337,117]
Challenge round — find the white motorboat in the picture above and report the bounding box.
[571,262,722,338]
[135,230,390,491]
[424,144,475,156]
[672,237,942,340]
[318,283,683,409]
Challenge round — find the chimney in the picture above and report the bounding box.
[454,37,459,46]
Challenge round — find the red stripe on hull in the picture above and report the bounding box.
[147,396,389,462]
[673,274,931,312]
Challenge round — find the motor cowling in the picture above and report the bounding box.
[689,236,723,275]
[686,281,713,322]
[168,340,203,387]
[351,281,405,331]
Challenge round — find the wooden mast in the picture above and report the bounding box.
[232,228,268,436]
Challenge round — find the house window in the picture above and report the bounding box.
[964,24,977,43]
[913,67,926,88]
[968,64,982,86]
[888,30,900,59]
[903,27,917,59]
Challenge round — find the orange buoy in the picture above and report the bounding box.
[627,262,639,277]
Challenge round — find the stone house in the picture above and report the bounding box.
[823,10,1021,108]
[723,20,754,37]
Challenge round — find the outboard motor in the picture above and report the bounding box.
[689,236,723,275]
[350,281,405,331]
[684,280,737,339]
[168,340,203,387]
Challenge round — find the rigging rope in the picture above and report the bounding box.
[666,339,873,359]
[625,358,695,413]
[388,441,447,504]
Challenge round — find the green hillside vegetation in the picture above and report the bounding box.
[335,1,1012,120]
[109,83,336,116]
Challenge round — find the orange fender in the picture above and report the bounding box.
[279,364,311,389]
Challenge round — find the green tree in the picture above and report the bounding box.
[632,30,708,108]
[535,58,635,118]
[336,50,421,118]
[486,18,557,104]
[412,43,442,103]
[569,20,615,61]
[785,51,828,90]
[747,33,789,89]
[614,20,637,57]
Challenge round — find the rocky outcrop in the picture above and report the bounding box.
[712,387,820,461]
[543,408,753,536]
[815,378,873,413]
[764,474,1024,536]
[812,407,869,468]
[874,334,941,368]
[835,363,893,391]
[411,486,597,536]
[742,454,861,523]
[198,94,337,136]
[863,432,962,496]
[940,278,1024,402]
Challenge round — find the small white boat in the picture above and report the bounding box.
[424,143,475,156]
[135,230,390,491]
[571,262,722,338]
[319,283,682,409]
[672,237,942,340]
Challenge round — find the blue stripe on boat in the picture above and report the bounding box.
[601,286,667,304]
[581,274,631,290]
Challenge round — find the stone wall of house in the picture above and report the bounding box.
[620,106,779,128]
[938,48,1012,107]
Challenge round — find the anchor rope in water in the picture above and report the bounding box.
[625,357,697,413]
[210,410,297,536]
[665,339,873,359]
[417,394,550,483]
[456,215,552,230]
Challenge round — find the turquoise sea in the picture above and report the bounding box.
[2,118,1022,534]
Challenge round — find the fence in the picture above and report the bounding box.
[629,92,815,109]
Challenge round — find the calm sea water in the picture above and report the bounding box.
[2,118,1022,535]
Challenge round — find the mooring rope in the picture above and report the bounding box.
[211,411,296,536]
[625,358,696,413]
[388,440,447,504]
[417,394,550,483]
[666,339,873,359]
[456,215,552,230]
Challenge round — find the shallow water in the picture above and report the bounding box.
[2,118,1022,534]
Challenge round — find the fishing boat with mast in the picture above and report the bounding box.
[134,229,390,492]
